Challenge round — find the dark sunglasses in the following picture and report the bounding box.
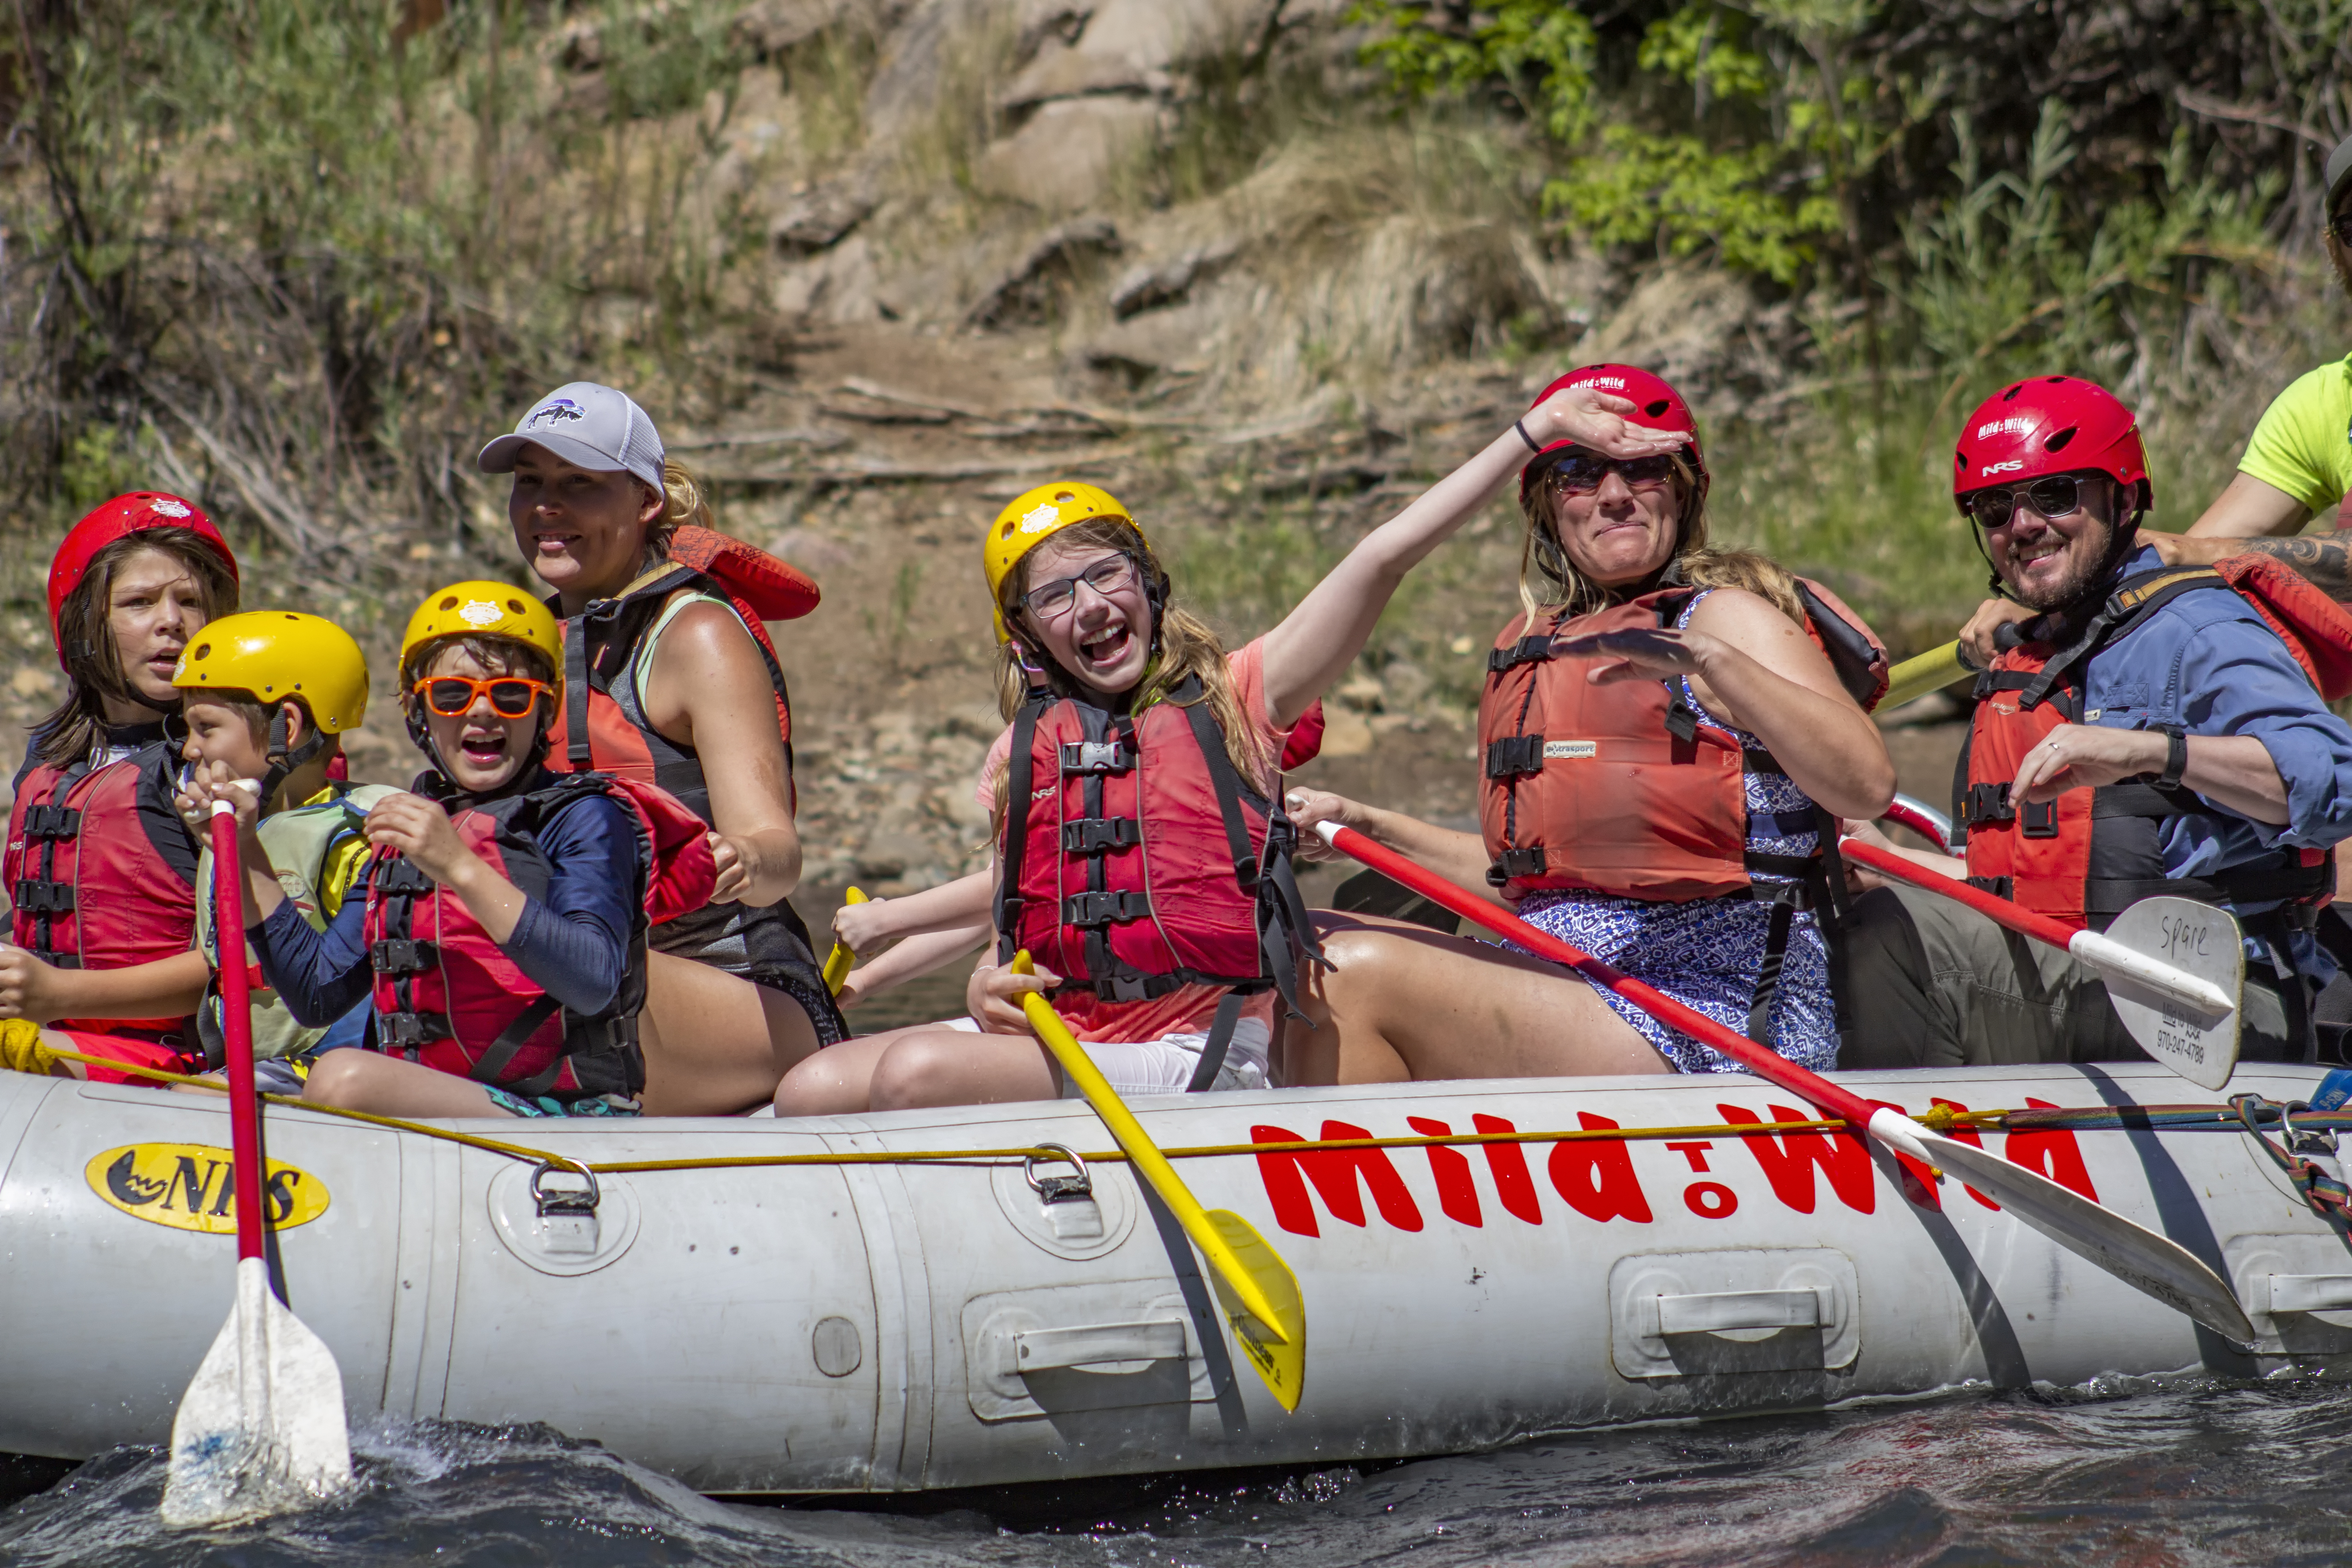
[1543,453,1681,497]
[1963,474,2091,530]
[412,675,552,719]
[1021,553,1141,620]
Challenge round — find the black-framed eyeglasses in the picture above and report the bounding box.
[1962,473,2092,530]
[1543,452,1681,497]
[1021,554,1141,620]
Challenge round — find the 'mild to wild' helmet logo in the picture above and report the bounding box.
[1018,503,1062,534]
[84,1143,331,1235]
[458,599,504,628]
[526,398,588,428]
[150,498,193,518]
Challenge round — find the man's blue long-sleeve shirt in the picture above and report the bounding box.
[251,785,642,1029]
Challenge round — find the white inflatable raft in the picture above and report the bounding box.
[3,1062,2349,1493]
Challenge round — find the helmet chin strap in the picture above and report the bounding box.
[258,706,328,813]
[403,700,552,797]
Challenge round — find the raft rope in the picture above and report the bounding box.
[31,1045,2340,1179]
[2231,1092,2352,1248]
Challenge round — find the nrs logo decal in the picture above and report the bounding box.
[85,1143,330,1234]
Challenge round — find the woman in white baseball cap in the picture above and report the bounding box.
[481,382,843,1114]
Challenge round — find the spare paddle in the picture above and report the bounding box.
[160,801,353,1528]
[1841,834,2243,1091]
[1009,952,1305,1410]
[1315,821,2257,1344]
[1882,641,1972,711]
[821,886,869,996]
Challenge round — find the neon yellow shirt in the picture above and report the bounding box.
[2239,352,2352,518]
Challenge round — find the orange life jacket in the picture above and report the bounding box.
[1959,559,2350,931]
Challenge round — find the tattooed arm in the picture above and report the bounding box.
[2145,472,2352,597]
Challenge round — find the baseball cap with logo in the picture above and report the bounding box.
[478,381,666,491]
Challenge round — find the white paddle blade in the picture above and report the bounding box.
[1866,1110,2255,1344]
[2084,897,2244,1093]
[160,1258,353,1528]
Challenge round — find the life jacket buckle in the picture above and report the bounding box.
[1060,816,1142,854]
[1058,740,1132,774]
[11,881,71,915]
[376,859,434,896]
[21,805,79,841]
[1485,736,1545,779]
[1962,781,2015,825]
[369,937,436,974]
[2021,798,2058,838]
[377,1011,445,1048]
[1488,847,1547,885]
[1062,890,1152,927]
[1487,635,1556,672]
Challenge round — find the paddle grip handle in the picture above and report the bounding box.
[210,803,267,1263]
[1317,823,1882,1129]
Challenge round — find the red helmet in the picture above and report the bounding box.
[1953,376,2150,516]
[1519,364,1709,503]
[46,493,238,667]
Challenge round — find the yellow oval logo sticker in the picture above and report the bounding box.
[84,1144,330,1234]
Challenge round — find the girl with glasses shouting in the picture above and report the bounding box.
[182,583,715,1120]
[774,376,1684,1114]
[1284,364,1897,1086]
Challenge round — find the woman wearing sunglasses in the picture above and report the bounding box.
[186,584,714,1118]
[774,377,1686,1114]
[1283,364,1896,1084]
[478,382,842,1115]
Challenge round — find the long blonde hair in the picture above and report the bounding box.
[1516,450,1711,623]
[989,516,1268,820]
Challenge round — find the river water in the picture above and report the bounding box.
[9,1374,2352,1566]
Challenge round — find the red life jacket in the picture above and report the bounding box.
[1959,561,2346,931]
[543,526,816,818]
[993,676,1319,1020]
[3,742,199,1049]
[362,772,716,1099]
[1478,579,1889,902]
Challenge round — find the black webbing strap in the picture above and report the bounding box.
[467,995,564,1087]
[1179,679,1260,888]
[565,624,592,769]
[1745,888,1799,1045]
[994,698,1045,964]
[1186,990,1244,1092]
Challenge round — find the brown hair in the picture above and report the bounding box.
[988,516,1268,823]
[37,530,239,769]
[183,689,330,749]
[1515,451,1710,623]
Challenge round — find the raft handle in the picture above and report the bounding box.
[531,1159,601,1218]
[1024,1143,1093,1205]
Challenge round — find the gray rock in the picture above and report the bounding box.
[732,0,850,55]
[965,216,1123,328]
[972,96,1161,212]
[770,172,881,255]
[1108,237,1240,317]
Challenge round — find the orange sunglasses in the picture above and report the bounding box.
[410,675,553,719]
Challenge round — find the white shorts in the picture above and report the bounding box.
[940,1014,1272,1095]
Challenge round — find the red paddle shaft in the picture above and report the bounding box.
[1839,834,2086,951]
[210,804,265,1263]
[1321,823,1884,1129]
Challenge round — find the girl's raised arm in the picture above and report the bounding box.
[1259,385,1689,728]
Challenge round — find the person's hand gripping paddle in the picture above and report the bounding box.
[1854,806,2243,1091]
[1009,952,1306,1410]
[821,886,869,996]
[160,798,353,1527]
[1313,821,2258,1345]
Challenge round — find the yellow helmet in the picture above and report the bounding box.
[983,481,1146,642]
[399,580,562,685]
[172,611,368,733]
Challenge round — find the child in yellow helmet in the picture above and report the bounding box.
[180,582,714,1118]
[778,381,1691,1113]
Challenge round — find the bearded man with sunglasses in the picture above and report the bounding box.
[1842,376,2352,1069]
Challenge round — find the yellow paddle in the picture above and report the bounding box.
[1010,952,1306,1411]
[821,886,868,995]
[1880,641,1971,711]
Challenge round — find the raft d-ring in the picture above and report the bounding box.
[1024,1143,1093,1205]
[530,1158,601,1218]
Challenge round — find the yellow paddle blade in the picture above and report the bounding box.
[1011,952,1304,1406]
[1881,641,1969,711]
[1205,1209,1305,1412]
[821,886,868,995]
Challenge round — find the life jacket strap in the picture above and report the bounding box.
[21,805,79,840]
[368,938,436,975]
[1060,816,1141,854]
